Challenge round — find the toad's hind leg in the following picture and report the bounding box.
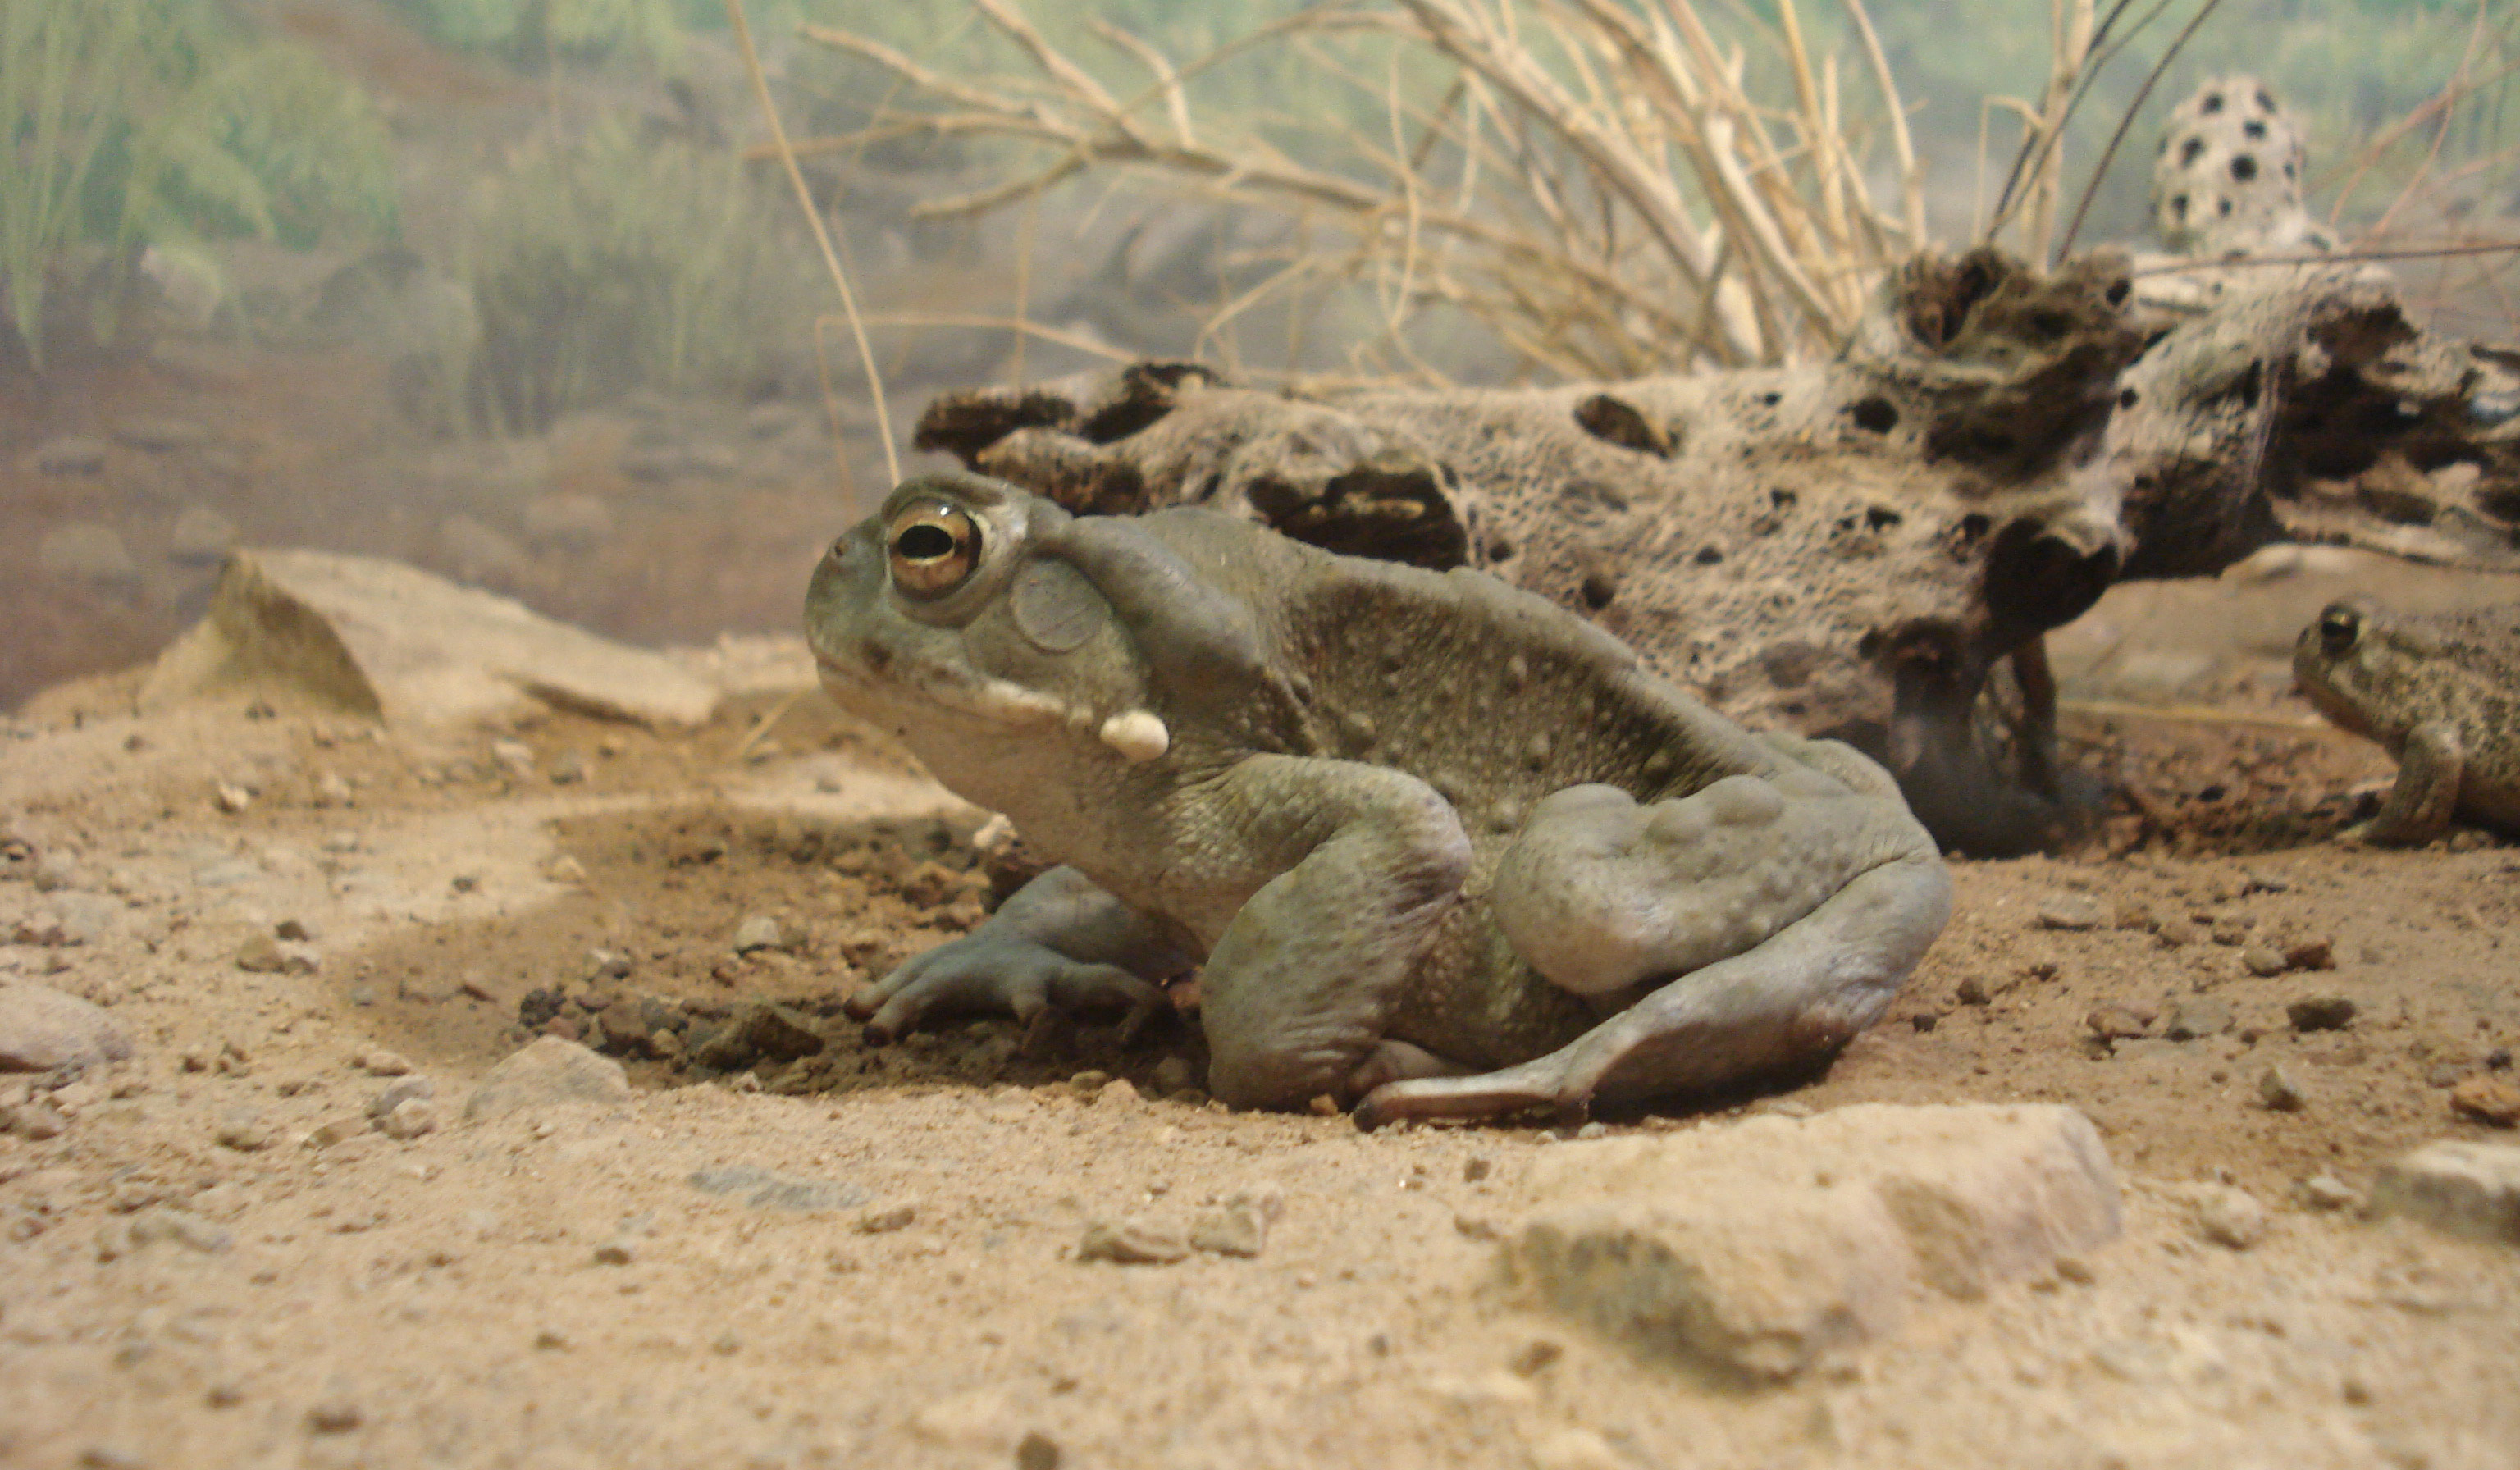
[1355,855,1948,1127]
[1354,768,1950,1128]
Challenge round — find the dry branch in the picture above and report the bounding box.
[797,0,1930,374]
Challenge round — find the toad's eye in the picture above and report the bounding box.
[887,503,981,598]
[2317,604,2362,657]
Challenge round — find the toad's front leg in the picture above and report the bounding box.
[847,865,1188,1042]
[1187,755,1473,1110]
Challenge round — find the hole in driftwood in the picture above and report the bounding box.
[1850,397,1899,433]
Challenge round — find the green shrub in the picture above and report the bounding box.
[0,0,395,371]
[462,120,810,431]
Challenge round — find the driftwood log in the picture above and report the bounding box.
[911,249,2520,854]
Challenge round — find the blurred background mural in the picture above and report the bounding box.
[3,0,2513,707]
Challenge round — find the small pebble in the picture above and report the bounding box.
[2287,996,2357,1033]
[2450,1075,2520,1128]
[2241,945,2289,977]
[358,1049,413,1077]
[1188,1205,1267,1258]
[2258,1066,2308,1113]
[2034,892,2105,931]
[1016,1431,1061,1470]
[730,915,784,954]
[858,1203,918,1234]
[377,1098,437,1140]
[2162,997,2233,1042]
[2193,1185,2267,1249]
[215,1111,272,1152]
[2283,937,2335,971]
[1076,1218,1189,1264]
[1507,1338,1564,1376]
[2085,1004,2152,1041]
[592,1241,634,1266]
[2300,1174,2360,1211]
[213,783,253,815]
[304,1387,362,1434]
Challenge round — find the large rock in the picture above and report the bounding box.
[2372,1139,2520,1246]
[139,548,718,728]
[1503,1103,2119,1384]
[464,1037,632,1121]
[0,982,135,1071]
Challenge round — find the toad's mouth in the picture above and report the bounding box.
[813,640,1075,731]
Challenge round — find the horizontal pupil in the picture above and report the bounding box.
[896,523,960,560]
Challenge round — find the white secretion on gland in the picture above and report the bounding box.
[1098,710,1171,764]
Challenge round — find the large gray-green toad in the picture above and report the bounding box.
[806,472,1952,1125]
[2294,600,2520,844]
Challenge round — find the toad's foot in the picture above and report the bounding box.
[847,865,1180,1043]
[1353,853,1951,1129]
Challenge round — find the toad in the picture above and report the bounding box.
[806,472,1951,1125]
[2294,599,2520,844]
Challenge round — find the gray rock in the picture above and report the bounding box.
[686,1163,865,1212]
[2299,1173,2361,1211]
[2287,995,2357,1032]
[692,1001,822,1071]
[438,513,528,588]
[214,1109,272,1152]
[857,1203,918,1234]
[5,1093,70,1138]
[367,1075,435,1119]
[49,892,121,946]
[2189,1185,2267,1249]
[1189,1205,1267,1258]
[2034,892,2105,931]
[1078,1218,1191,1265]
[2259,1066,2308,1112]
[2162,997,2233,1042]
[522,494,614,552]
[377,1097,438,1139]
[0,982,134,1071]
[1150,1055,1198,1097]
[38,523,138,584]
[167,506,240,565]
[1016,1430,1061,1470]
[139,548,719,729]
[112,416,209,452]
[463,1037,631,1121]
[1502,1103,2119,1383]
[99,1207,233,1258]
[33,436,109,475]
[730,914,786,953]
[2372,1139,2520,1245]
[305,1384,363,1434]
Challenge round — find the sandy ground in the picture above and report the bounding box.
[5,563,2520,1470]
